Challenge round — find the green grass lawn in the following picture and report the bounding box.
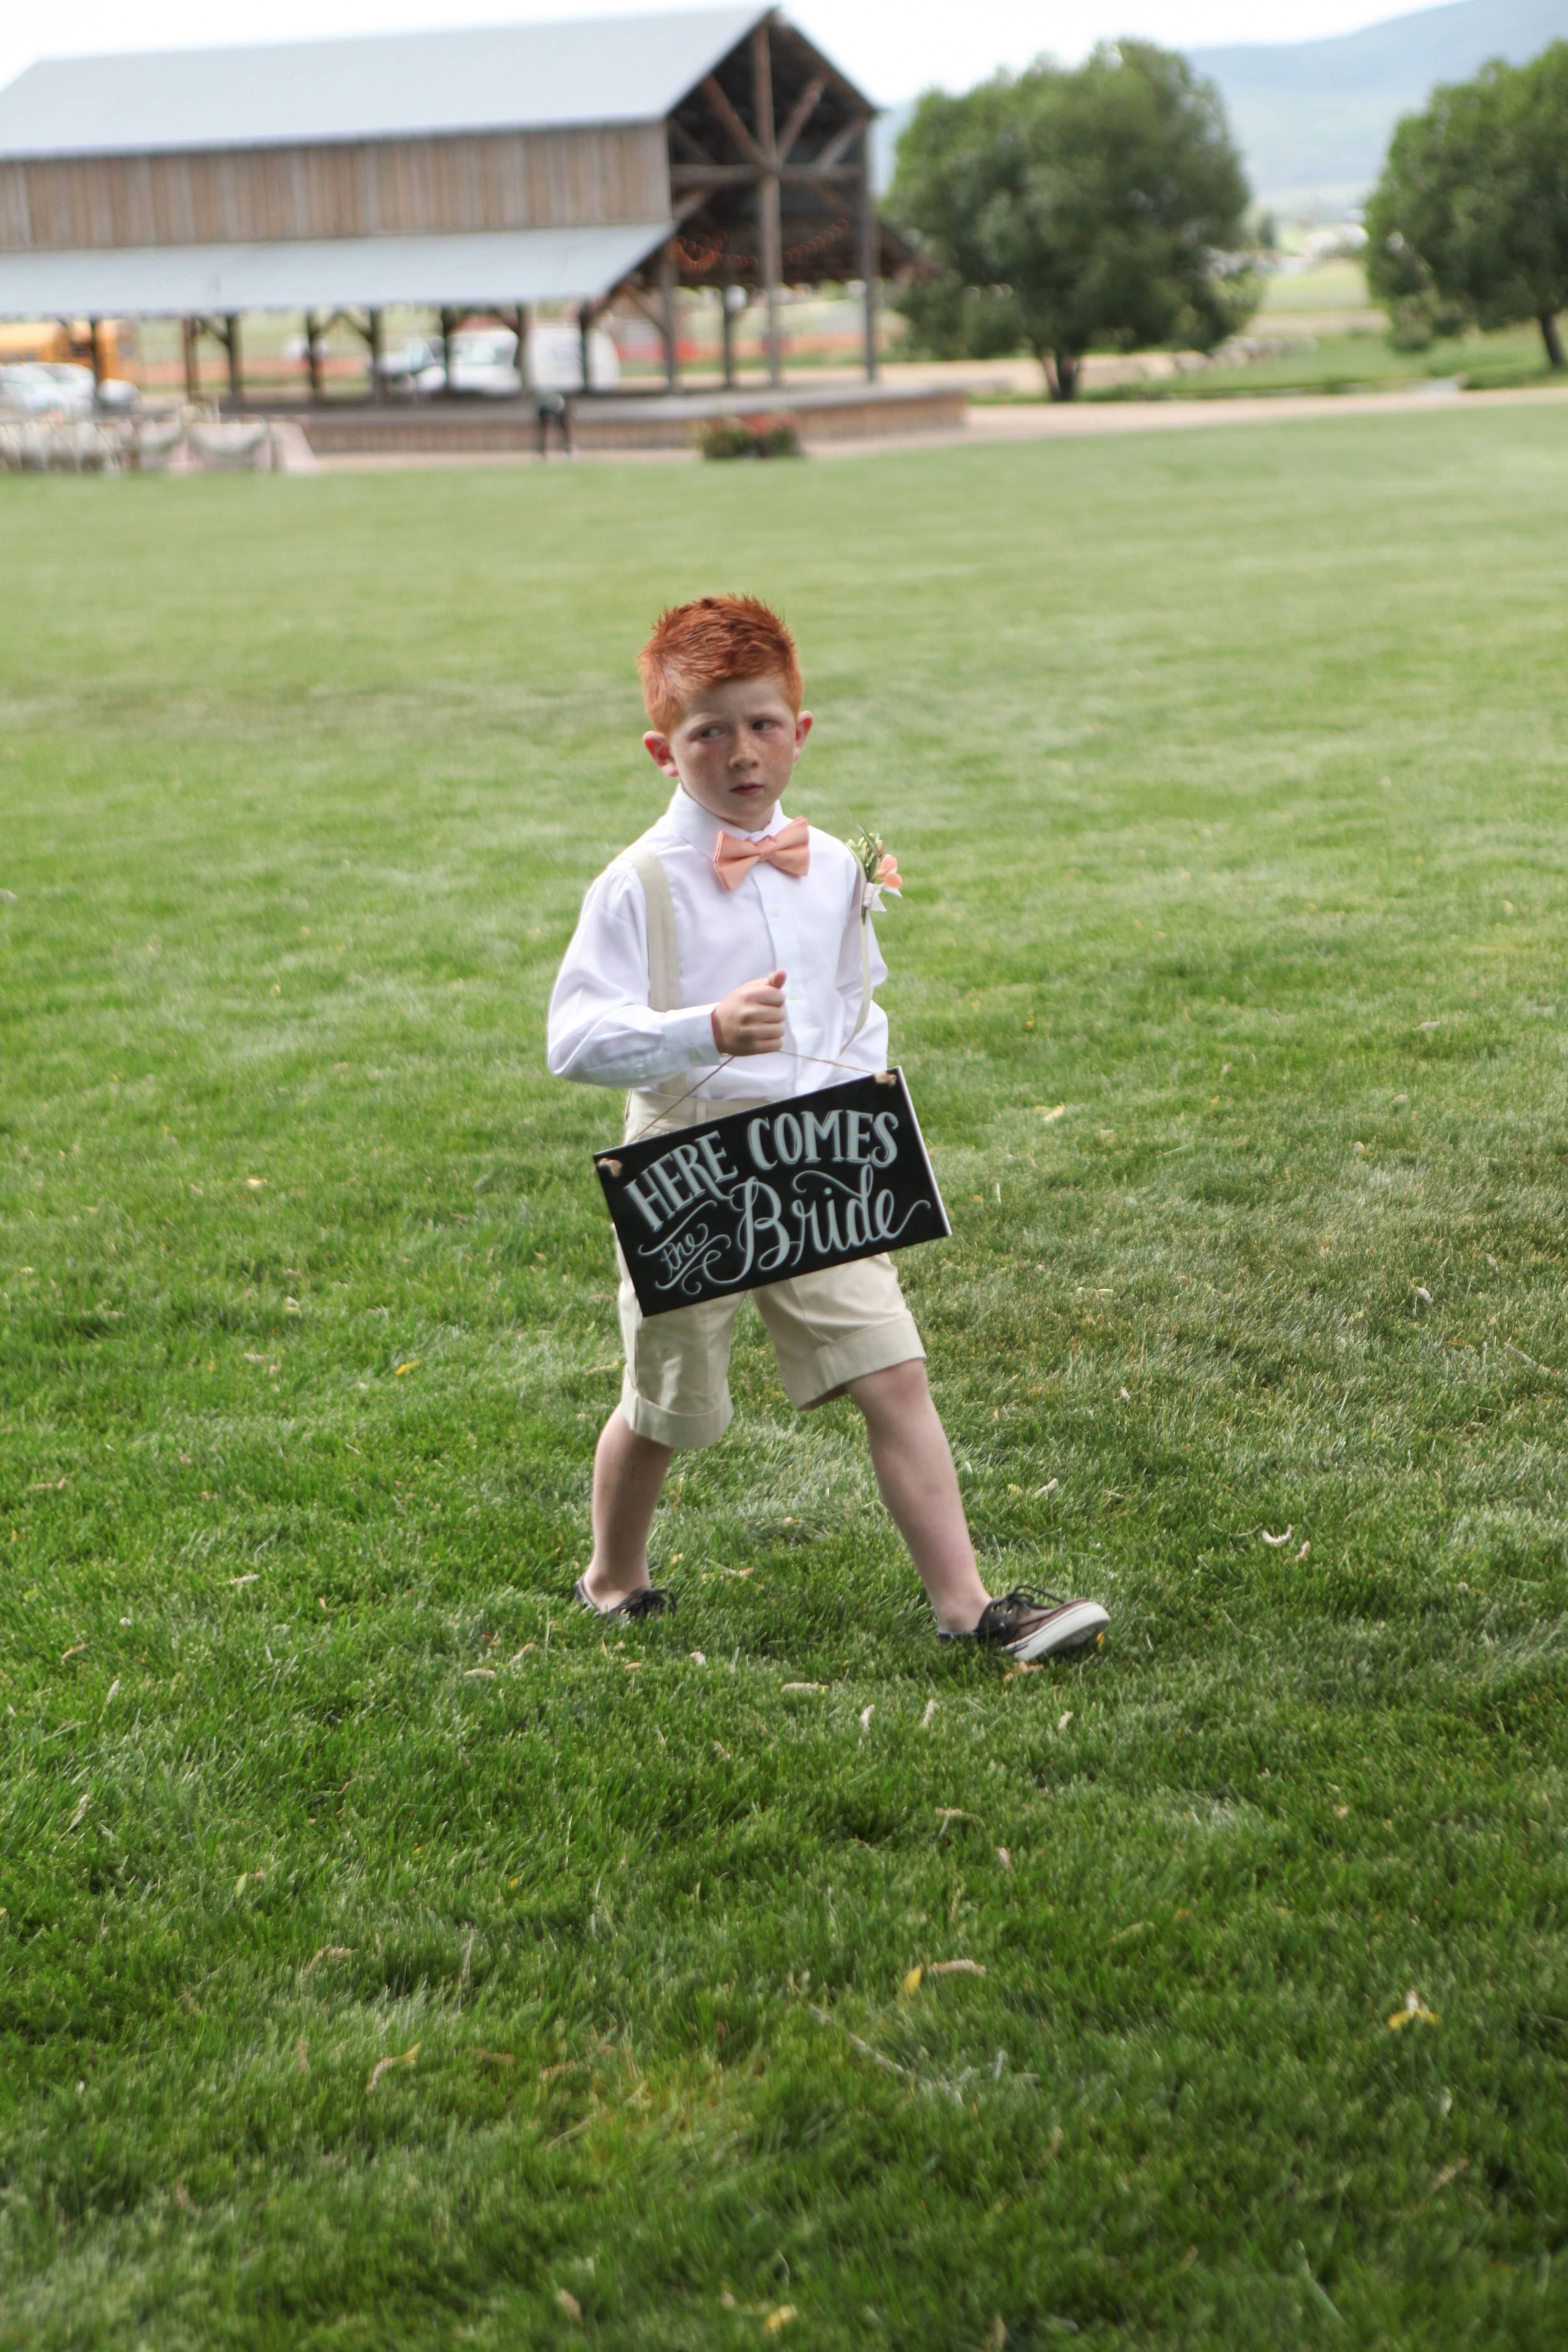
[1078,323,1561,403]
[1258,259,1379,317]
[3,411,1567,2349]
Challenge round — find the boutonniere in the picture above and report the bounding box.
[846,825,903,918]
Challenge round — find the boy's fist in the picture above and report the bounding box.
[712,970,787,1057]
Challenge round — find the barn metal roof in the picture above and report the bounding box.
[0,221,672,315]
[0,8,769,160]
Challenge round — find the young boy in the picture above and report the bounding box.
[547,595,1108,1663]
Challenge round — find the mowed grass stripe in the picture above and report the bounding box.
[1,411,1566,2348]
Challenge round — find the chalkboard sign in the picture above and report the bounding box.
[595,1069,950,1317]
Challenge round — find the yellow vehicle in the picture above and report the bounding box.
[0,318,138,378]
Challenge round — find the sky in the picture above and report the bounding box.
[0,1,1416,114]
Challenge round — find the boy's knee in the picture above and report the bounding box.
[848,1355,930,1426]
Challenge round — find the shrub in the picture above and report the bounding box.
[697,413,802,461]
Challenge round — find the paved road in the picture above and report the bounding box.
[812,379,1568,460]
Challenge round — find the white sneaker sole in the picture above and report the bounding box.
[1005,1600,1110,1663]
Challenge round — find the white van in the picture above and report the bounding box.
[379,324,621,398]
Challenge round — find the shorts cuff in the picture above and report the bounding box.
[619,1372,733,1452]
[783,1313,926,1412]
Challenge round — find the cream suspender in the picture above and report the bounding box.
[627,847,682,1012]
[623,849,686,1136]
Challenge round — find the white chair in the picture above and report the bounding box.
[188,419,270,470]
[50,419,120,472]
[129,415,185,472]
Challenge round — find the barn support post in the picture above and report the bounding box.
[721,287,736,387]
[88,319,106,388]
[304,311,323,398]
[857,120,879,383]
[439,307,457,391]
[578,302,593,394]
[659,247,681,392]
[515,303,534,393]
[335,310,382,401]
[751,19,782,388]
[225,314,243,405]
[182,317,199,403]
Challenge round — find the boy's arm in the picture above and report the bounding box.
[832,851,892,1074]
[546,864,720,1088]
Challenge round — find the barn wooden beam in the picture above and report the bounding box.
[776,75,826,163]
[671,163,759,186]
[322,308,386,401]
[672,162,860,185]
[701,72,766,167]
[753,20,781,388]
[659,245,681,392]
[857,120,878,384]
[618,284,671,349]
[187,312,241,403]
[721,286,739,386]
[810,117,864,172]
[668,117,718,169]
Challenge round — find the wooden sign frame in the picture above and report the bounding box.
[595,1069,951,1317]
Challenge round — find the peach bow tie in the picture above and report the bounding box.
[712,817,810,891]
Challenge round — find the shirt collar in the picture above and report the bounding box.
[664,784,790,849]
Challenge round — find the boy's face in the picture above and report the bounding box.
[644,672,813,829]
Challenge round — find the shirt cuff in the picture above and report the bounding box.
[669,1006,721,1066]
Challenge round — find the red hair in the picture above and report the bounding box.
[638,595,802,734]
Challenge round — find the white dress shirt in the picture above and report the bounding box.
[547,785,890,1104]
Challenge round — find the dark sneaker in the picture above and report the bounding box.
[940,1587,1108,1663]
[573,1575,675,1623]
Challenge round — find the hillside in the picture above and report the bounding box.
[1192,0,1568,216]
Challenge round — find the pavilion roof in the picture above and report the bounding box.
[0,8,807,161]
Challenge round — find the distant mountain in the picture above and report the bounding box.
[1192,0,1568,217]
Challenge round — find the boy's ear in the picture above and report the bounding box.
[794,710,813,751]
[643,729,681,778]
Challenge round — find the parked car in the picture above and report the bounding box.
[0,362,139,416]
[376,323,621,398]
[445,330,523,397]
[526,322,620,393]
[0,362,96,416]
[377,337,447,396]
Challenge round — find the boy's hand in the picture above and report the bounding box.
[711,970,787,1057]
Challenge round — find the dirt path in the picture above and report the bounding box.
[812,378,1568,460]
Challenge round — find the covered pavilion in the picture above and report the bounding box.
[0,8,913,405]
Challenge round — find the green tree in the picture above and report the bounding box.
[1366,43,1568,370]
[889,42,1257,400]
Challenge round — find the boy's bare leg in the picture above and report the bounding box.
[847,1359,993,1634]
[581,1407,674,1608]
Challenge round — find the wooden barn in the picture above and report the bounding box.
[0,6,912,405]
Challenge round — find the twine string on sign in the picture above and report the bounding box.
[622,1049,894,1149]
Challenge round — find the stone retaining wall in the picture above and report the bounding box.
[289,380,968,457]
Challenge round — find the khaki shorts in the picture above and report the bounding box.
[617,1242,924,1450]
[613,1085,923,1450]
